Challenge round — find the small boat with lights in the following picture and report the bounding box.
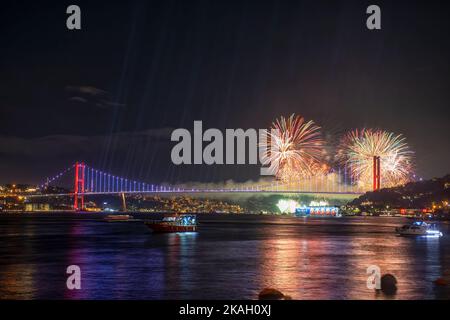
[144,214,197,233]
[395,221,443,237]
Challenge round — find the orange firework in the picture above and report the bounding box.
[261,114,327,182]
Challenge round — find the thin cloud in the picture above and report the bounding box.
[69,96,88,103]
[0,128,173,158]
[65,85,125,109]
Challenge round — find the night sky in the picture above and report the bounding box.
[1,0,449,185]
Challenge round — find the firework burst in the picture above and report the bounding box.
[337,129,413,189]
[261,114,327,182]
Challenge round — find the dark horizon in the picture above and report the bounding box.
[1,0,450,185]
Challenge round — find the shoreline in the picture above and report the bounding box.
[1,211,448,222]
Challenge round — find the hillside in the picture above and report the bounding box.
[350,175,450,210]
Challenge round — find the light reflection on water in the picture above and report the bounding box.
[0,214,449,299]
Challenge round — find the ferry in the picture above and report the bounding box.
[395,221,443,237]
[295,205,341,217]
[144,214,197,233]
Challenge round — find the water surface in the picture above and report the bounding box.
[0,214,449,299]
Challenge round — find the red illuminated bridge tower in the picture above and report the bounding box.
[74,162,85,210]
[373,156,381,191]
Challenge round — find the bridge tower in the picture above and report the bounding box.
[373,156,380,191]
[74,162,86,210]
[120,192,127,212]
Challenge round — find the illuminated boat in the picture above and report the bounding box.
[144,214,197,233]
[295,205,341,217]
[395,221,443,237]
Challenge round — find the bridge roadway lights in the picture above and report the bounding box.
[11,162,366,211]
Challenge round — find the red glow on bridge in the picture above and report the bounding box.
[373,156,380,191]
[74,162,85,210]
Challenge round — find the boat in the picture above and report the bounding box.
[104,214,132,222]
[295,206,342,218]
[395,221,443,237]
[144,214,197,233]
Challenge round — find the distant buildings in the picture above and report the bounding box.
[0,185,245,213]
[24,203,50,212]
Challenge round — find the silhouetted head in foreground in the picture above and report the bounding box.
[380,274,397,296]
[258,288,292,300]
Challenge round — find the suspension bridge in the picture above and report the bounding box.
[2,162,370,210]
